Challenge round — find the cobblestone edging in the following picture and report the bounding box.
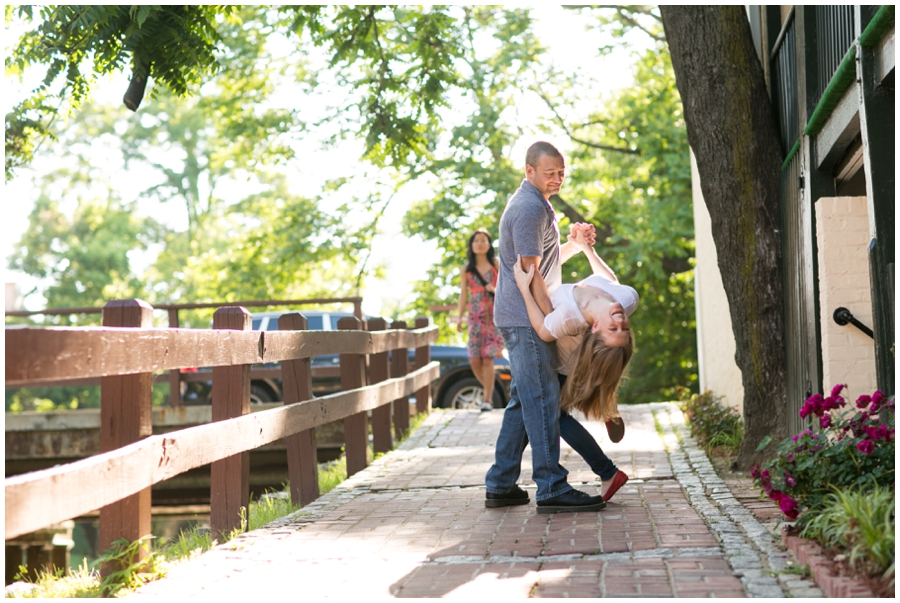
[650,403,825,598]
[782,526,876,597]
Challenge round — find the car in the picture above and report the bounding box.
[182,310,511,410]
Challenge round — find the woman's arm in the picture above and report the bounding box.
[457,267,468,332]
[570,228,618,282]
[514,256,557,342]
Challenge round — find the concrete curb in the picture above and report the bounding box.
[781,526,876,598]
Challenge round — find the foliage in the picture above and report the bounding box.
[800,485,895,583]
[677,388,744,455]
[248,491,301,531]
[6,5,227,180]
[563,45,696,403]
[5,5,466,178]
[7,7,358,313]
[400,10,697,404]
[400,7,543,343]
[317,458,348,496]
[6,385,97,413]
[96,536,163,596]
[6,560,101,599]
[8,192,160,315]
[752,385,895,521]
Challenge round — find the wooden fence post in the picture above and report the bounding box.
[278,313,319,506]
[390,320,410,439]
[210,306,251,539]
[338,316,369,476]
[367,317,392,454]
[99,299,153,577]
[414,316,432,414]
[166,307,182,407]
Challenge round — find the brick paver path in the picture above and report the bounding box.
[129,403,786,599]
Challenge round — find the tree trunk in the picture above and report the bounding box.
[660,6,787,468]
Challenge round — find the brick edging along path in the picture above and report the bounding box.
[127,403,809,598]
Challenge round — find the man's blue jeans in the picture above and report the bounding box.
[485,326,572,501]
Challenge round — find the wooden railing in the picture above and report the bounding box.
[6,296,364,406]
[5,299,439,560]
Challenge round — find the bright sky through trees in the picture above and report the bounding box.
[3,6,648,316]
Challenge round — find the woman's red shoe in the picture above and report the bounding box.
[605,417,625,443]
[602,470,629,502]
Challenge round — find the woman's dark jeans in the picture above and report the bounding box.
[558,374,618,481]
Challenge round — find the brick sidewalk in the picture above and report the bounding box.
[128,403,795,599]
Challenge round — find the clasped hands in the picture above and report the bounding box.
[567,222,596,250]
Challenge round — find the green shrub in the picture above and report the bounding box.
[800,485,894,583]
[677,388,743,454]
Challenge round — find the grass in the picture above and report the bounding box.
[8,413,424,598]
[800,484,895,585]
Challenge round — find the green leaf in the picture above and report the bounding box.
[756,435,773,452]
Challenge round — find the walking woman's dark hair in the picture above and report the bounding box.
[465,228,496,274]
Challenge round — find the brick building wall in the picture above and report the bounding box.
[814,196,877,399]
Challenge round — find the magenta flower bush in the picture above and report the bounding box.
[752,385,895,522]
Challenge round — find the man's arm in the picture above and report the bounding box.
[514,256,556,341]
[520,255,554,316]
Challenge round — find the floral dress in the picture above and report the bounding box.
[466,266,505,359]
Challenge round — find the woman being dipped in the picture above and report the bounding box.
[513,225,635,502]
[457,228,505,412]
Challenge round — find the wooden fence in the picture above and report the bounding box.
[6,296,365,405]
[5,299,439,562]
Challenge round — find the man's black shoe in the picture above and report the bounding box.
[536,488,606,514]
[485,485,530,508]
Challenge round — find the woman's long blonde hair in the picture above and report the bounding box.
[560,329,635,421]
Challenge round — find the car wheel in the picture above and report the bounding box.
[250,384,275,405]
[441,378,503,410]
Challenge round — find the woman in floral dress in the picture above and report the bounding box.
[457,228,505,411]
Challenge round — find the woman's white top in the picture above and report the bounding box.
[544,275,639,375]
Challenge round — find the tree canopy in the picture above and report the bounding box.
[7,5,699,407]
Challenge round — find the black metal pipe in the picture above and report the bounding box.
[833,307,875,339]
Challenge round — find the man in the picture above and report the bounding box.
[485,141,606,513]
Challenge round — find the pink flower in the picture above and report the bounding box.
[857,439,875,455]
[760,470,772,492]
[750,465,761,479]
[831,383,846,398]
[785,475,796,488]
[865,425,888,441]
[768,489,784,502]
[819,414,832,429]
[870,390,885,412]
[800,394,823,419]
[779,495,799,519]
[856,394,872,409]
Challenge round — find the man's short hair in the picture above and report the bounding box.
[525,141,563,168]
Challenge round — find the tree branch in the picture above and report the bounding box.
[579,5,666,42]
[551,194,692,275]
[537,91,641,155]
